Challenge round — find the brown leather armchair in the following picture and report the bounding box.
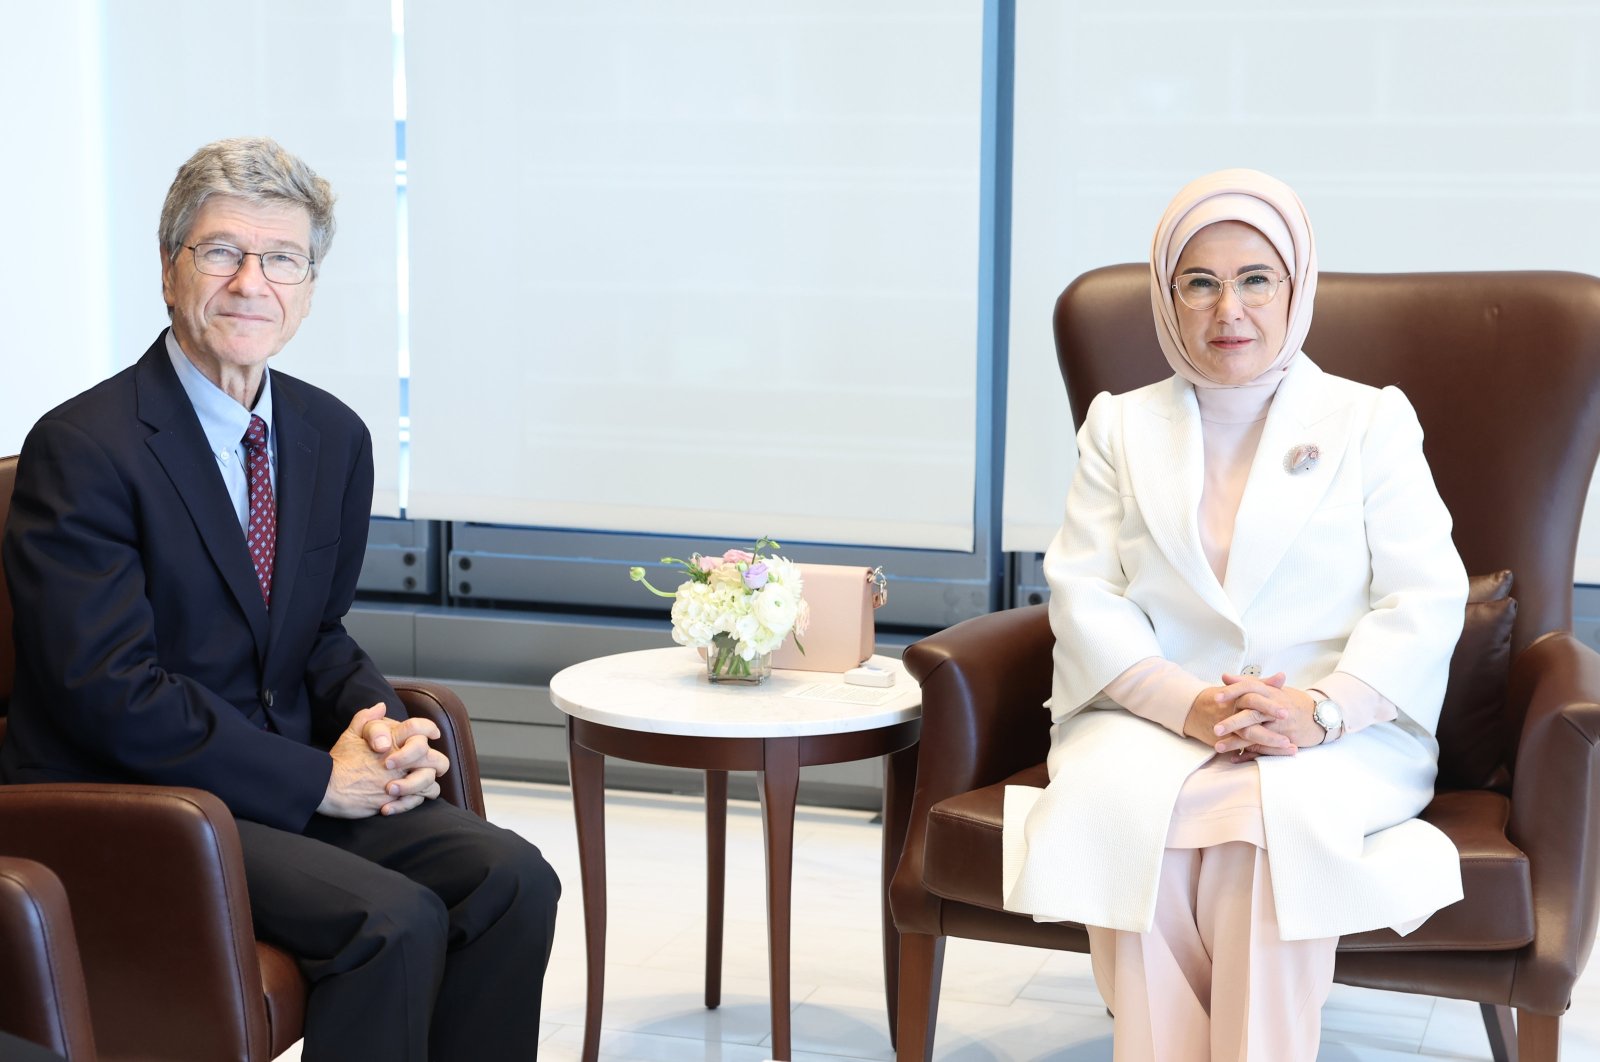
[891,267,1600,1062]
[0,453,489,1061]
[0,855,95,1060]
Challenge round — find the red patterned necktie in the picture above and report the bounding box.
[242,415,276,607]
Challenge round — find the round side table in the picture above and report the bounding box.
[550,646,922,1062]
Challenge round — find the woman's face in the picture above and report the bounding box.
[1172,220,1291,386]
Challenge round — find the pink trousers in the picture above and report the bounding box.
[1086,842,1338,1062]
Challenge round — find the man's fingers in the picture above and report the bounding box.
[381,794,426,816]
[347,703,387,734]
[383,733,443,770]
[395,717,442,743]
[385,767,438,798]
[384,732,426,767]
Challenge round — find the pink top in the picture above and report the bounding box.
[1103,379,1397,849]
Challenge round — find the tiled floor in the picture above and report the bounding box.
[279,780,1600,1061]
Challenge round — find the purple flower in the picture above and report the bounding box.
[742,561,769,590]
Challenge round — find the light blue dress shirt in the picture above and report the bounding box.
[165,331,276,533]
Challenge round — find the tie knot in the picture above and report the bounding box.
[243,415,268,450]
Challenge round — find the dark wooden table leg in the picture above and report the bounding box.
[881,742,918,1049]
[567,722,608,1062]
[705,769,728,1009]
[759,737,801,1061]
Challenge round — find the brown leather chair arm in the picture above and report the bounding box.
[902,604,1055,801]
[393,678,486,819]
[893,606,1054,933]
[0,857,95,1061]
[1503,631,1600,1013]
[0,784,270,1061]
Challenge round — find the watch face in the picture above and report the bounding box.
[1314,700,1343,729]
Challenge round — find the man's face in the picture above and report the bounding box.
[160,195,316,387]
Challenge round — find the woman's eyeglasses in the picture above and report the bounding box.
[1171,269,1289,311]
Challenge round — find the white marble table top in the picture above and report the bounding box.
[548,646,922,738]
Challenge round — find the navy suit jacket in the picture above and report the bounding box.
[0,332,400,831]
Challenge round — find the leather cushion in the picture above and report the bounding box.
[1436,571,1516,791]
[923,766,1531,951]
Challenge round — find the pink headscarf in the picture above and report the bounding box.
[1148,169,1318,390]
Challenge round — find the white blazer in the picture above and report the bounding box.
[1002,355,1469,941]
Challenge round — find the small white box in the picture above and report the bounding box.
[843,664,895,688]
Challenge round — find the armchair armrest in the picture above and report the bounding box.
[392,678,485,819]
[1504,631,1600,1012]
[892,606,1053,933]
[0,856,95,1060]
[902,604,1055,802]
[0,784,270,1061]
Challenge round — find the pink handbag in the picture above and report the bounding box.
[771,564,887,672]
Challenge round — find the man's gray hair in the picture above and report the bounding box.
[158,137,336,275]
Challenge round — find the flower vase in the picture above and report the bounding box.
[705,637,772,685]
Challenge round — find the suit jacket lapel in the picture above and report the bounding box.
[1123,378,1242,627]
[1222,357,1353,616]
[136,335,270,656]
[265,376,320,656]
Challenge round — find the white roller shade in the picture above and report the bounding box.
[405,1,983,549]
[3,2,400,513]
[1003,2,1600,576]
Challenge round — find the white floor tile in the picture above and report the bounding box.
[1414,996,1493,1060]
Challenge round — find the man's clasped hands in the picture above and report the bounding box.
[318,704,452,818]
[1184,672,1327,761]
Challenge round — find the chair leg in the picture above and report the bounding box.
[896,932,945,1062]
[1516,1009,1561,1062]
[1481,1003,1516,1062]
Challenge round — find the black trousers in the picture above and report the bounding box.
[236,799,559,1062]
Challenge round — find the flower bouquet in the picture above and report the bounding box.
[630,537,809,683]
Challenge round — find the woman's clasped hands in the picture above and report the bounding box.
[1183,672,1327,761]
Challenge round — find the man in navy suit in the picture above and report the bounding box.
[0,137,558,1061]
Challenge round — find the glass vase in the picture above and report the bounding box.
[705,637,772,685]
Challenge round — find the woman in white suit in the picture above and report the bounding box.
[1001,170,1469,1061]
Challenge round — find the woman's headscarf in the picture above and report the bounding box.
[1148,169,1318,389]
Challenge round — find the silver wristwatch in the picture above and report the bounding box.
[1310,691,1344,744]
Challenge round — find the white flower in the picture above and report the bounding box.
[652,543,809,658]
[752,583,799,636]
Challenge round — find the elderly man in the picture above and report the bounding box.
[0,138,558,1061]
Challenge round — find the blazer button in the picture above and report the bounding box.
[260,688,275,709]
[1240,664,1263,677]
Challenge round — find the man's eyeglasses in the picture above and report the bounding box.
[186,242,314,285]
[1171,269,1289,311]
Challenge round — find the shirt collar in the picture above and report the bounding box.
[165,329,274,455]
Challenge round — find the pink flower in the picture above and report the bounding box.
[722,549,754,565]
[742,562,769,589]
[695,555,721,573]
